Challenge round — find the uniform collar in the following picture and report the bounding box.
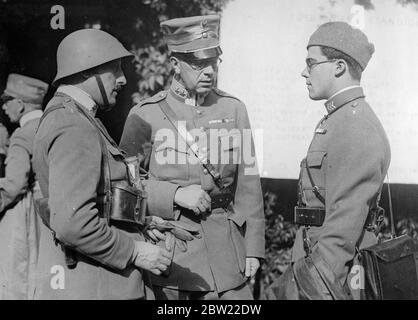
[56,85,98,116]
[169,78,208,106]
[19,109,43,127]
[324,86,364,114]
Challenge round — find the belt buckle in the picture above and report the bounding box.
[211,191,233,209]
[134,195,147,225]
[294,206,325,226]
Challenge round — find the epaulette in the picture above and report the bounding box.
[136,91,167,108]
[62,96,77,111]
[213,88,242,103]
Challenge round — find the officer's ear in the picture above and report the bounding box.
[170,56,181,75]
[16,99,25,115]
[81,69,95,80]
[334,59,347,78]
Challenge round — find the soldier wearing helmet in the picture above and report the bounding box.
[120,15,265,300]
[32,29,175,299]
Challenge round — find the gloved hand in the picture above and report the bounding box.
[143,216,201,252]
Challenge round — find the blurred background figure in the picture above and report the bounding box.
[0,120,9,177]
[0,73,48,299]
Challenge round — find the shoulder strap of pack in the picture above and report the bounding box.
[72,104,112,223]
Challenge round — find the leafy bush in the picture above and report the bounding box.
[251,192,297,299]
[378,216,418,241]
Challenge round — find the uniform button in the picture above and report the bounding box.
[352,102,358,107]
[196,110,202,115]
[203,169,209,175]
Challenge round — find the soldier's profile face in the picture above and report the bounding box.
[178,57,218,95]
[2,98,23,123]
[95,59,127,110]
[301,46,335,101]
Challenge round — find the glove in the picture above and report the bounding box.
[143,216,201,252]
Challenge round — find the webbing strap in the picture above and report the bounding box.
[158,98,224,189]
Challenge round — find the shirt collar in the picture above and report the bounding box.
[324,85,364,114]
[56,85,98,115]
[169,78,208,106]
[19,109,43,127]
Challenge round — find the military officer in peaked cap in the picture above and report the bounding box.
[266,21,391,300]
[120,15,265,300]
[0,74,48,299]
[32,29,178,299]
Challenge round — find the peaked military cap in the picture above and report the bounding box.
[308,21,375,70]
[160,15,222,59]
[1,73,49,104]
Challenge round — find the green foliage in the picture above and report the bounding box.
[378,216,418,241]
[257,192,297,295]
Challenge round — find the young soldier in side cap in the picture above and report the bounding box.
[120,15,265,300]
[0,73,48,299]
[266,21,391,300]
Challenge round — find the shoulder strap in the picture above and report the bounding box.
[72,104,112,223]
[157,98,224,189]
[304,158,326,205]
[36,105,65,133]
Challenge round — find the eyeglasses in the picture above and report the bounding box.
[182,57,223,71]
[305,59,337,73]
[1,95,14,104]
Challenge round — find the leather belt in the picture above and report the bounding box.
[294,206,325,227]
[295,205,385,232]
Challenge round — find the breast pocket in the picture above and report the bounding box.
[304,151,327,200]
[215,131,241,179]
[151,140,189,181]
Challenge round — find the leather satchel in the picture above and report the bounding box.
[359,234,418,300]
[359,179,418,300]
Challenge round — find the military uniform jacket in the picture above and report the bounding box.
[33,92,170,299]
[120,82,265,292]
[0,112,42,299]
[292,86,391,290]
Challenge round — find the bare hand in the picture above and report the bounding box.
[245,257,260,278]
[174,184,211,215]
[132,241,172,275]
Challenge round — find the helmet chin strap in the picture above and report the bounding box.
[94,74,111,111]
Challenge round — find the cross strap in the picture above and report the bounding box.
[37,102,112,222]
[158,98,225,189]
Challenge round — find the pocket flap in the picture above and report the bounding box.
[227,213,246,227]
[307,151,327,167]
[107,144,123,157]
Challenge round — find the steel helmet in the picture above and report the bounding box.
[53,28,133,86]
